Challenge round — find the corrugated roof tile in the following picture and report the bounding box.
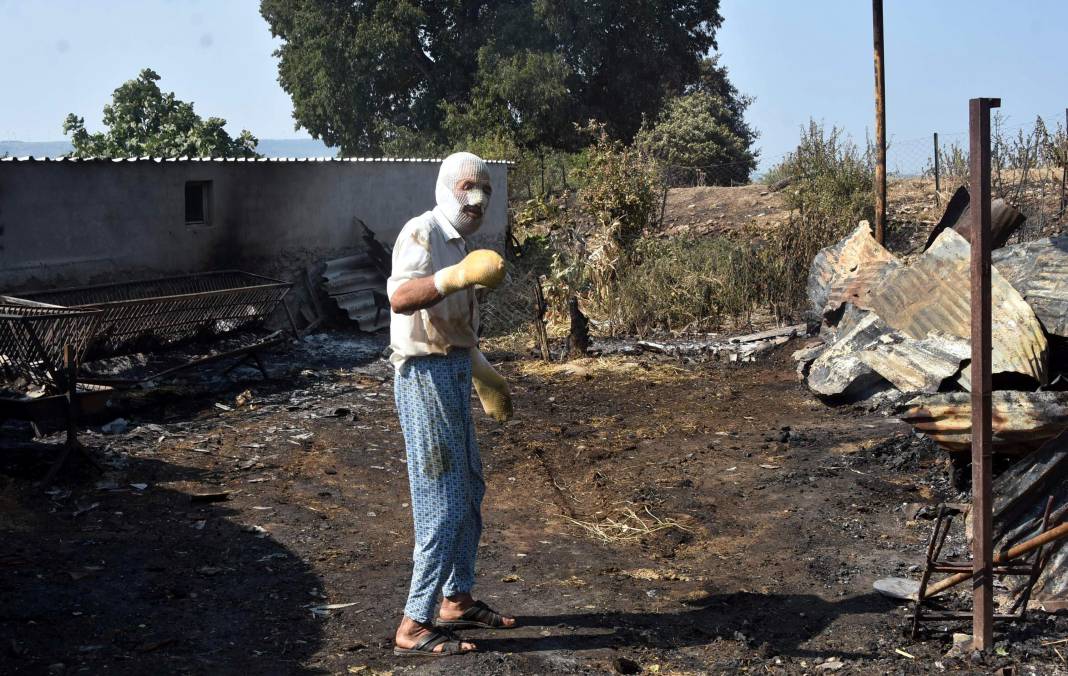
[0,156,511,164]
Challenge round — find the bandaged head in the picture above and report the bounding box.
[435,152,491,236]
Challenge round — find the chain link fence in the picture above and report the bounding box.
[479,266,542,340]
[660,160,757,188]
[883,113,1068,243]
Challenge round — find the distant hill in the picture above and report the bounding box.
[0,138,339,159]
[256,138,337,158]
[0,140,75,158]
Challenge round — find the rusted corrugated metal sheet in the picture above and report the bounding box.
[857,330,969,393]
[993,235,1068,338]
[989,429,1068,609]
[807,221,900,320]
[866,228,1047,384]
[899,391,1068,454]
[923,186,1026,251]
[322,253,389,332]
[807,312,889,398]
[319,220,393,333]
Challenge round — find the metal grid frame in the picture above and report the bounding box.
[0,297,101,392]
[21,271,291,358]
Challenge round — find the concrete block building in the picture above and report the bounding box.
[0,156,510,292]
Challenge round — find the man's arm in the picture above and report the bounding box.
[390,276,444,315]
[389,249,507,315]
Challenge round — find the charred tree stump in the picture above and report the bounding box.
[567,297,589,359]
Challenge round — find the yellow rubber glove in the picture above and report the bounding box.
[434,250,505,295]
[470,348,513,423]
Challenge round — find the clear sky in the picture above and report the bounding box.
[0,0,297,141]
[716,0,1068,170]
[1,0,1066,168]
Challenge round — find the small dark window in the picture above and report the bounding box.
[185,181,211,224]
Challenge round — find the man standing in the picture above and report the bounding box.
[388,152,517,657]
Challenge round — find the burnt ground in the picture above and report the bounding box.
[2,330,1067,675]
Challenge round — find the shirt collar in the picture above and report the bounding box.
[432,206,464,241]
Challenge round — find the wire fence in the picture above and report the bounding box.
[660,160,756,188]
[880,114,1068,243]
[479,265,543,340]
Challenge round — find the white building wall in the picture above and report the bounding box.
[0,158,509,291]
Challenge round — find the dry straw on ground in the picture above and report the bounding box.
[560,505,693,544]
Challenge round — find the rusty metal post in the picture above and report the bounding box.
[969,96,999,652]
[872,0,887,244]
[933,132,941,195]
[1060,108,1067,212]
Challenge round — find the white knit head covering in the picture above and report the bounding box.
[435,152,491,235]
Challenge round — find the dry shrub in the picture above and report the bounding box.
[765,120,873,228]
[576,121,662,250]
[607,236,763,335]
[756,121,875,318]
[515,120,879,337]
[535,123,663,333]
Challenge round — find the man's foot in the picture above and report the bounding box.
[438,593,517,629]
[395,616,476,654]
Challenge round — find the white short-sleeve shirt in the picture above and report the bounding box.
[386,207,479,370]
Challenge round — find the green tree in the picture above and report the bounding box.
[260,0,724,154]
[634,56,758,185]
[443,47,576,153]
[63,69,259,158]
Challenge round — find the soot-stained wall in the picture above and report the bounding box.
[0,158,509,291]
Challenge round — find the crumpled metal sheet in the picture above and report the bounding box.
[988,428,1068,608]
[1035,545,1068,611]
[866,228,1047,384]
[807,221,901,320]
[899,391,1068,454]
[993,235,1068,338]
[857,330,969,393]
[322,253,389,332]
[807,312,889,398]
[923,185,1026,251]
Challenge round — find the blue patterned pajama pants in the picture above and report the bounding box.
[394,350,485,623]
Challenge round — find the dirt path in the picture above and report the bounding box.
[1,333,1064,674]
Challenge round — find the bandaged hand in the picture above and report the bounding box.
[434,250,505,296]
[470,348,513,423]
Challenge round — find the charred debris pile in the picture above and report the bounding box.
[796,187,1068,610]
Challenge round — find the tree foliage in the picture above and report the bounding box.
[260,0,726,155]
[63,69,259,158]
[443,47,576,153]
[635,57,759,185]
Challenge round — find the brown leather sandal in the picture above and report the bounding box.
[393,628,473,657]
[435,600,515,629]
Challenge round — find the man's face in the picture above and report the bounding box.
[452,172,492,235]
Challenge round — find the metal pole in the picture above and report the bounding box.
[933,132,941,195]
[1060,108,1067,212]
[969,95,999,652]
[872,0,887,244]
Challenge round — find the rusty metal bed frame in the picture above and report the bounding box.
[0,297,105,482]
[21,270,292,360]
[0,297,101,392]
[1,272,293,482]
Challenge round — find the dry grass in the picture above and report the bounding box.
[516,356,691,383]
[619,567,693,582]
[560,505,693,544]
